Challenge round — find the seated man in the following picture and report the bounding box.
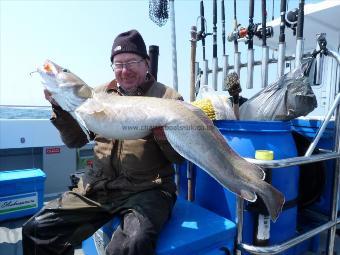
[22,29,183,255]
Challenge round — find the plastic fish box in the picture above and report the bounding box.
[0,168,46,221]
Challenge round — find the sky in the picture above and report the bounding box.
[0,0,321,106]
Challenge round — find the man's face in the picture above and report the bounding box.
[113,53,148,91]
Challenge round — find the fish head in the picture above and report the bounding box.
[36,60,93,111]
[37,60,88,92]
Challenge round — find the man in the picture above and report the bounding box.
[22,29,183,255]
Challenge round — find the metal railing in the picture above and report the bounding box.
[235,50,340,255]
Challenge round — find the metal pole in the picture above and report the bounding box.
[326,49,340,255]
[170,0,179,195]
[239,218,340,254]
[236,197,244,255]
[305,93,340,157]
[169,0,178,91]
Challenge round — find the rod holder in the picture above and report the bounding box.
[222,55,229,91]
[295,39,304,67]
[277,43,286,77]
[261,46,269,88]
[246,49,254,89]
[212,57,219,90]
[234,52,241,76]
[314,33,326,85]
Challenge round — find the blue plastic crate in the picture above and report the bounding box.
[0,168,46,221]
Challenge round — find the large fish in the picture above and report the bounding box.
[36,60,285,221]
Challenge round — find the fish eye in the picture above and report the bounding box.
[62,68,70,72]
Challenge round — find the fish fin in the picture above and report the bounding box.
[237,159,266,181]
[76,84,93,99]
[240,190,257,202]
[71,111,91,141]
[251,163,266,181]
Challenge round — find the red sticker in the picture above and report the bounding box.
[46,147,61,154]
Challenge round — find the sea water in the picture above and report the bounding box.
[0,106,51,119]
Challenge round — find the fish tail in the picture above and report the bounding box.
[231,159,284,221]
[256,182,285,222]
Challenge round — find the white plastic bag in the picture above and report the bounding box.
[197,86,236,120]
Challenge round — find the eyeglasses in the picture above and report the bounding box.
[111,59,144,71]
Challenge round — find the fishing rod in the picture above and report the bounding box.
[213,0,217,59]
[295,0,305,67]
[196,0,211,86]
[191,0,205,99]
[221,0,229,91]
[212,0,218,90]
[200,0,206,60]
[270,0,275,60]
[277,0,287,77]
[221,0,226,56]
[261,0,269,88]
[232,0,240,76]
[246,0,255,89]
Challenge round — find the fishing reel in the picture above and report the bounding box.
[196,30,212,42]
[253,24,274,40]
[227,23,273,43]
[285,8,299,36]
[195,16,212,42]
[227,28,242,42]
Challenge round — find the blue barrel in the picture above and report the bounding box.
[194,120,300,254]
[292,118,337,214]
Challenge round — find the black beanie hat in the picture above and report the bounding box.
[110,30,149,62]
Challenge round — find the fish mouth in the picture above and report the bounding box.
[37,59,62,76]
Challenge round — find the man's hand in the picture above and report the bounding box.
[44,89,59,106]
[152,127,167,141]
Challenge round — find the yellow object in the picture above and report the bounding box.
[191,98,216,120]
[255,150,274,160]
